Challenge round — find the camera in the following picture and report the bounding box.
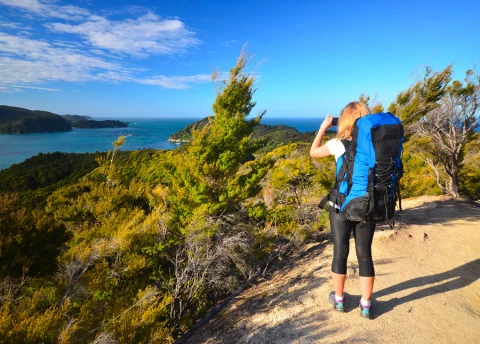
[332,117,338,126]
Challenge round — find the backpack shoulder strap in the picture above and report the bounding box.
[318,139,352,209]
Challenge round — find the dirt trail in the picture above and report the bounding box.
[182,196,480,344]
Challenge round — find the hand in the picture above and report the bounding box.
[319,114,334,131]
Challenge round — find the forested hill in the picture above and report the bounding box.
[168,116,212,142]
[62,114,129,128]
[0,105,72,134]
[252,123,317,153]
[62,114,95,121]
[0,105,128,134]
[169,116,318,152]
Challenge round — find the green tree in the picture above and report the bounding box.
[459,132,480,199]
[169,49,267,227]
[389,66,480,198]
[262,143,331,242]
[388,66,453,125]
[163,49,273,335]
[359,93,384,113]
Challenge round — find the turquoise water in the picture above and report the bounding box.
[262,117,320,132]
[0,117,320,171]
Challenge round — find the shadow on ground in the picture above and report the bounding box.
[177,198,480,342]
[369,258,480,319]
[394,198,480,226]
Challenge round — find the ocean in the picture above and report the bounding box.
[0,117,321,171]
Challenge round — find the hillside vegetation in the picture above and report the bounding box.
[169,117,318,153]
[0,52,478,343]
[0,105,128,134]
[70,119,128,128]
[62,114,129,128]
[62,115,95,121]
[0,105,72,133]
[169,116,212,142]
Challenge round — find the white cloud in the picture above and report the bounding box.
[0,83,59,92]
[0,0,43,13]
[0,32,210,92]
[0,21,25,30]
[47,13,201,57]
[0,2,207,92]
[138,74,212,89]
[0,0,90,20]
[0,32,131,84]
[223,40,239,47]
[1,1,201,56]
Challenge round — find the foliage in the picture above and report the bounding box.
[168,116,212,142]
[399,140,442,198]
[168,49,266,226]
[388,66,453,125]
[1,56,479,344]
[0,105,72,134]
[0,192,70,277]
[169,117,317,152]
[62,114,94,121]
[459,133,480,199]
[70,119,128,129]
[251,124,316,153]
[62,113,128,128]
[389,66,480,198]
[359,93,384,114]
[0,152,100,210]
[262,143,332,242]
[0,152,99,193]
[159,49,276,336]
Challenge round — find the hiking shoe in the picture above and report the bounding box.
[359,303,371,319]
[329,291,344,312]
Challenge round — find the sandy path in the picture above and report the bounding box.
[182,196,480,344]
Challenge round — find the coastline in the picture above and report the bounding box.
[168,138,190,143]
[0,117,322,171]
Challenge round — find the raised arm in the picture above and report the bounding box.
[310,115,335,158]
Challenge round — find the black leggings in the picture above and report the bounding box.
[329,207,376,277]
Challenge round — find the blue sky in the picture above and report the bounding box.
[0,0,478,119]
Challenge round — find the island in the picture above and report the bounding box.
[168,116,212,143]
[0,105,128,134]
[62,114,128,128]
[0,105,72,134]
[168,116,317,152]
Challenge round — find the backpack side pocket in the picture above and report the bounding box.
[371,190,396,222]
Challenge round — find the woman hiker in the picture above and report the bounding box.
[309,101,374,319]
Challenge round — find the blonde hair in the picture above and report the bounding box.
[337,102,369,139]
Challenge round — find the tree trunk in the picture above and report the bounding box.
[448,167,461,199]
[425,157,447,194]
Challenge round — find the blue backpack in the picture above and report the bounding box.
[321,112,404,225]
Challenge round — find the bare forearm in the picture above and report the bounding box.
[310,127,327,156]
[310,115,334,158]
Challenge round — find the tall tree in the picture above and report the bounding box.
[389,66,480,198]
[388,66,453,125]
[169,48,267,227]
[164,49,271,334]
